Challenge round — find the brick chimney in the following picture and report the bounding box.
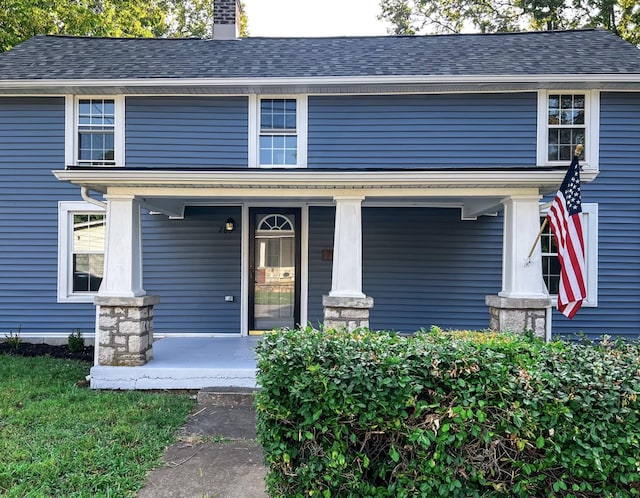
[213,0,242,40]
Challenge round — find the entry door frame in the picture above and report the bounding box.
[247,207,302,333]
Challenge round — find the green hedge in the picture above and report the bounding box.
[255,327,640,498]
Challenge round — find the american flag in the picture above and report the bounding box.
[547,155,586,318]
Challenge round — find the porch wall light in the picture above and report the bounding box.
[223,217,235,233]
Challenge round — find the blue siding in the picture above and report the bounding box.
[551,92,640,340]
[307,207,335,325]
[126,97,248,168]
[0,97,97,334]
[143,206,242,334]
[307,93,537,169]
[362,207,502,332]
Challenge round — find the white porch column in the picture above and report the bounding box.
[500,195,548,298]
[93,194,158,369]
[323,196,373,331]
[486,194,552,338]
[100,194,145,298]
[330,196,366,299]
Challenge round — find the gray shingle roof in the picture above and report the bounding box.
[1,28,639,81]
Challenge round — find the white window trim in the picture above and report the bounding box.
[540,202,598,307]
[248,94,308,168]
[57,201,106,303]
[65,95,125,167]
[537,89,599,172]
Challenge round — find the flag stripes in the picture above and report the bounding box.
[546,156,587,319]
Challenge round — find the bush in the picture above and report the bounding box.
[68,329,85,353]
[255,327,640,498]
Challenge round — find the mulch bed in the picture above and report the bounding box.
[0,342,94,362]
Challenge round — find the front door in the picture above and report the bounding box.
[248,208,301,334]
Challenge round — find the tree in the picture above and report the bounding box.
[379,0,640,45]
[0,0,249,52]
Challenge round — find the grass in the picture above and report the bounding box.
[0,355,195,497]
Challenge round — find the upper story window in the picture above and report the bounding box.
[249,95,307,168]
[260,99,297,166]
[547,94,585,162]
[58,201,106,302]
[537,90,599,170]
[66,96,124,167]
[78,99,115,165]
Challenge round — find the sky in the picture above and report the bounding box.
[241,0,390,37]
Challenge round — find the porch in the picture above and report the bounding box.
[90,336,260,389]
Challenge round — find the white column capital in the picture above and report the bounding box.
[103,193,137,202]
[333,195,365,203]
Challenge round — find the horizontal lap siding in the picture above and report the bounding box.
[307,93,537,168]
[307,206,502,333]
[363,207,502,332]
[126,97,248,168]
[552,92,640,340]
[307,207,335,325]
[142,206,242,334]
[0,97,97,334]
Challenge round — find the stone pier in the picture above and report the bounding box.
[94,295,160,366]
[486,295,552,338]
[322,295,374,331]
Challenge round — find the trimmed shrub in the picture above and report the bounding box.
[255,327,640,498]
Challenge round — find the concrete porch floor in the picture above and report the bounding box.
[90,336,260,390]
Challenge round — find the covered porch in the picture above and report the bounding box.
[53,168,595,389]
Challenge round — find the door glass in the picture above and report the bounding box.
[253,214,295,330]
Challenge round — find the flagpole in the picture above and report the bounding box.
[525,144,583,264]
[527,218,548,261]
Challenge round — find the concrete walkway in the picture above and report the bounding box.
[137,388,268,498]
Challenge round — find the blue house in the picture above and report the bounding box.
[0,0,639,388]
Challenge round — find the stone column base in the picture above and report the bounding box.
[94,295,160,366]
[485,295,552,339]
[322,295,374,332]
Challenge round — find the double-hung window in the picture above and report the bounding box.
[78,99,115,165]
[538,90,599,169]
[250,96,307,168]
[540,203,599,307]
[66,96,124,166]
[58,202,106,302]
[547,94,585,162]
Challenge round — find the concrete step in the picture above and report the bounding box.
[197,386,259,406]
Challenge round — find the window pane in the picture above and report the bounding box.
[560,95,573,109]
[548,95,559,109]
[559,145,572,160]
[284,149,297,165]
[260,148,272,165]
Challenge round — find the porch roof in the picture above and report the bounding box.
[53,167,597,218]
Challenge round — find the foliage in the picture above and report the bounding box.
[379,0,640,45]
[256,326,640,497]
[3,324,22,350]
[0,0,249,52]
[67,329,86,353]
[0,355,194,496]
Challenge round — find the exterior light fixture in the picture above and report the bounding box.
[224,217,235,233]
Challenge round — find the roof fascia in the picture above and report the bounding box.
[2,73,640,90]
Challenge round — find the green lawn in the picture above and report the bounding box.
[0,355,195,497]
